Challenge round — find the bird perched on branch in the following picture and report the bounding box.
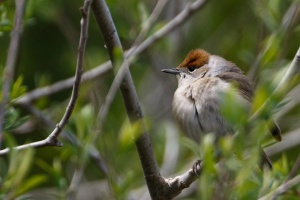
[162,49,281,169]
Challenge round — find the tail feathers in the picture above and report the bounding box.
[270,121,282,142]
[260,147,272,170]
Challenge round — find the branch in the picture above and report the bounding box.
[97,0,169,126]
[97,0,208,129]
[0,0,27,148]
[92,0,205,198]
[163,161,202,199]
[91,1,159,195]
[14,0,207,106]
[275,46,300,92]
[258,174,300,200]
[286,153,300,182]
[250,46,300,121]
[0,0,93,155]
[127,0,208,59]
[248,2,300,79]
[15,103,109,174]
[0,136,61,156]
[14,61,112,105]
[265,128,300,156]
[128,0,169,54]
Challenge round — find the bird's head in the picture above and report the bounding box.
[162,49,238,86]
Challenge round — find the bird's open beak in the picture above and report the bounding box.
[161,68,180,75]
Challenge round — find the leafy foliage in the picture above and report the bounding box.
[0,0,300,199]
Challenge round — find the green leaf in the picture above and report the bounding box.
[10,75,27,100]
[14,175,48,197]
[3,107,29,131]
[3,148,35,195]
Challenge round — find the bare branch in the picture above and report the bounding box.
[258,174,300,200]
[17,103,109,174]
[0,0,93,155]
[250,46,300,121]
[128,0,208,58]
[0,137,61,156]
[67,165,85,199]
[0,0,27,148]
[130,0,169,53]
[248,2,300,79]
[92,0,157,198]
[14,0,207,107]
[265,128,300,156]
[163,161,202,199]
[98,0,208,129]
[285,153,300,182]
[97,0,169,127]
[14,62,111,105]
[275,46,300,92]
[92,0,205,198]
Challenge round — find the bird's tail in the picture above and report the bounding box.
[260,147,272,170]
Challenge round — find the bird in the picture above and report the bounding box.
[162,49,281,169]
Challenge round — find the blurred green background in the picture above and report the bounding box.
[1,0,300,199]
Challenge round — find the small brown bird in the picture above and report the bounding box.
[162,49,281,168]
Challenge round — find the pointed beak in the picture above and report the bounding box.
[161,68,180,75]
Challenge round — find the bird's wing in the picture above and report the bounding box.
[217,71,282,141]
[217,71,254,101]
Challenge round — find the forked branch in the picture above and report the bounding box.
[92,0,204,198]
[0,0,93,156]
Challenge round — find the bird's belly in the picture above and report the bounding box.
[172,97,202,141]
[172,81,233,142]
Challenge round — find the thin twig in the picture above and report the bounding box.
[258,174,300,200]
[14,0,207,108]
[0,0,27,148]
[250,46,300,121]
[285,153,300,182]
[0,0,93,155]
[129,0,169,55]
[14,61,111,105]
[248,2,300,79]
[16,103,109,174]
[67,165,85,199]
[265,128,300,156]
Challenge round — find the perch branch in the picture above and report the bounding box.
[98,0,208,128]
[92,0,204,198]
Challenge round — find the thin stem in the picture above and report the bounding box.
[285,153,300,182]
[258,174,300,200]
[250,46,300,121]
[0,0,93,155]
[14,0,207,107]
[0,0,27,148]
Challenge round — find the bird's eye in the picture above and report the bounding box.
[188,67,196,72]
